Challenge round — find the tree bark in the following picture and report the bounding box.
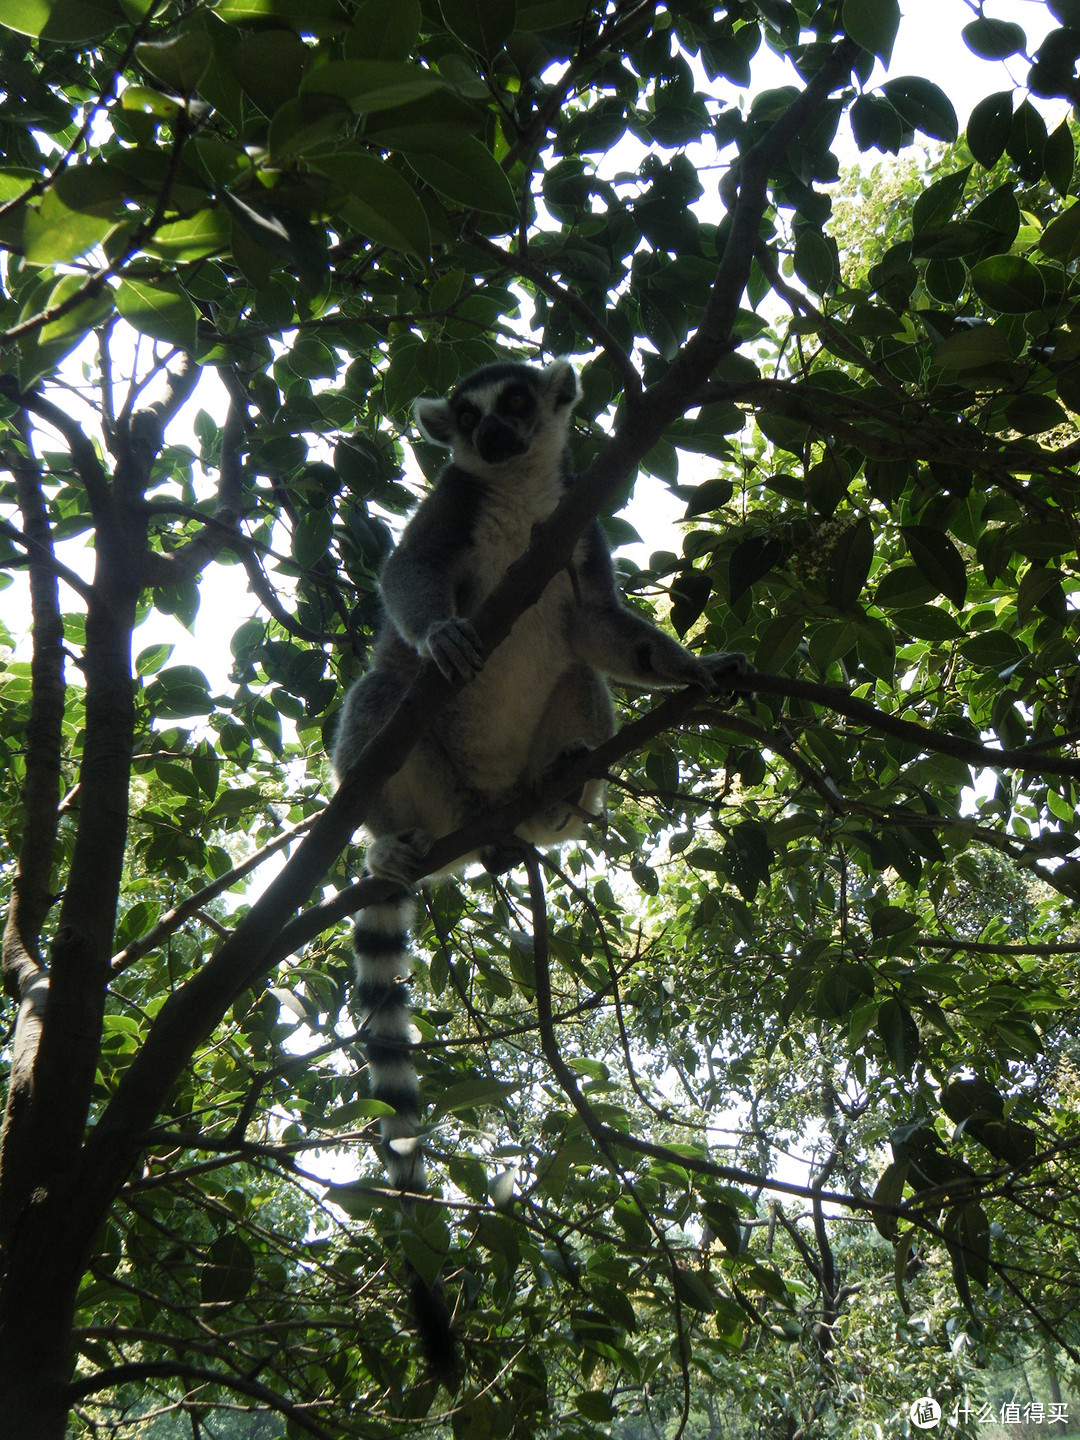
[0,452,143,1436]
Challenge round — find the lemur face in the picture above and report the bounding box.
[414,359,581,471]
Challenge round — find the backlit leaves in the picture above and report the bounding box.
[3,4,1080,1437]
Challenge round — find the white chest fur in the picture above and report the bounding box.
[448,478,584,792]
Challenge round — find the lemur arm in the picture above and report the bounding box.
[569,523,746,691]
[570,602,746,689]
[378,477,485,680]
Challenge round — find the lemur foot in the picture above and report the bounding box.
[420,617,484,681]
[538,740,594,820]
[481,838,530,875]
[543,739,591,779]
[366,829,433,886]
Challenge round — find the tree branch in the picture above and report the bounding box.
[464,231,642,395]
[0,424,65,988]
[0,515,94,604]
[142,392,248,586]
[739,670,1080,781]
[0,380,111,519]
[66,1361,338,1439]
[110,814,316,975]
[0,421,66,1244]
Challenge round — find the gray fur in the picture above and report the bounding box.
[332,358,746,1371]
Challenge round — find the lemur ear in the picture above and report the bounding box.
[414,397,456,446]
[542,358,581,410]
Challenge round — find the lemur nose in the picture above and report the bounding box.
[475,415,528,463]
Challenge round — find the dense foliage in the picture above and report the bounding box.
[3,0,1080,1435]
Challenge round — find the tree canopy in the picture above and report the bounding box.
[3,0,1080,1435]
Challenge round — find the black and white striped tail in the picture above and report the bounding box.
[352,889,461,1381]
[353,890,424,1191]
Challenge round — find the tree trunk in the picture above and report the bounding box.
[0,1182,91,1438]
[0,528,141,1437]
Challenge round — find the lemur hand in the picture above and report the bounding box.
[699,650,752,697]
[420,617,485,681]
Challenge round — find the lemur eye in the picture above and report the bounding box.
[504,391,528,412]
[457,407,480,433]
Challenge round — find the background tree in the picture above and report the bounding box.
[2,0,1080,1436]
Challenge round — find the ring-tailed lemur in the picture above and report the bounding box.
[331,358,746,1377]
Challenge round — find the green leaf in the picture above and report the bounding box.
[825,516,872,610]
[793,229,836,295]
[1004,519,1073,561]
[870,905,917,938]
[212,0,340,25]
[219,190,293,256]
[301,59,445,113]
[842,0,900,63]
[121,84,181,118]
[135,34,213,94]
[200,1234,255,1304]
[855,614,895,682]
[344,0,420,60]
[1045,119,1075,195]
[900,525,967,607]
[146,209,230,261]
[1004,393,1065,435]
[515,0,590,28]
[311,151,431,255]
[948,1202,990,1290]
[933,326,1013,372]
[452,1392,497,1440]
[229,29,308,115]
[23,186,117,264]
[875,564,939,609]
[17,276,114,388]
[1039,200,1080,262]
[966,90,1012,169]
[911,166,970,233]
[0,0,121,40]
[961,17,1025,59]
[135,642,174,675]
[355,90,483,154]
[575,1392,616,1422]
[407,137,517,217]
[941,1077,1004,1122]
[910,220,999,260]
[877,998,920,1072]
[154,759,203,801]
[291,510,332,570]
[115,279,199,352]
[871,1158,908,1239]
[1008,99,1047,182]
[969,255,1046,314]
[880,76,957,142]
[754,612,804,673]
[683,477,733,518]
[959,632,1024,670]
[429,1077,518,1119]
[726,532,782,605]
[439,0,516,55]
[892,605,963,642]
[267,93,351,163]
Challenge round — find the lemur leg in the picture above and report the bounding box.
[570,603,748,692]
[512,665,614,848]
